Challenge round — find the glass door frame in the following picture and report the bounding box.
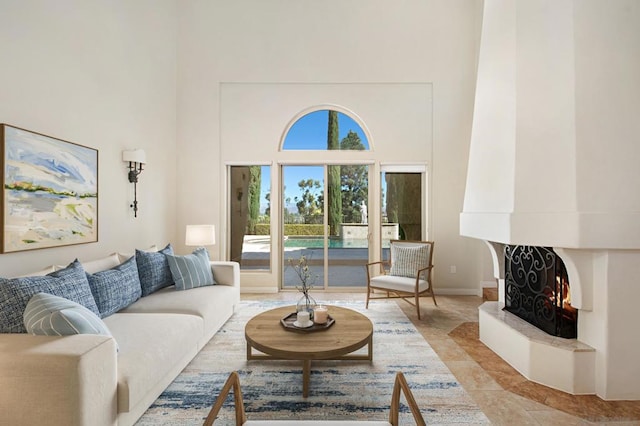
[279,160,374,291]
[379,163,429,259]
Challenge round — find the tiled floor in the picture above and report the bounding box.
[242,291,640,425]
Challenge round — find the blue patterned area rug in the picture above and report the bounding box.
[136,300,489,425]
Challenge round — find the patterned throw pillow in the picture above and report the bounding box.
[389,244,431,279]
[136,243,174,296]
[166,248,216,291]
[23,293,114,341]
[87,256,142,317]
[0,260,99,333]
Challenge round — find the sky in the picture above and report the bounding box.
[5,126,97,194]
[259,111,371,213]
[283,110,370,150]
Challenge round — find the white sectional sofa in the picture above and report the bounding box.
[0,246,240,426]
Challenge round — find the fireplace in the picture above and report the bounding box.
[459,0,640,400]
[504,245,577,339]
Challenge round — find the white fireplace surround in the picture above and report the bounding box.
[480,241,598,395]
[460,0,640,400]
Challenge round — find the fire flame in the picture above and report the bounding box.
[555,274,577,315]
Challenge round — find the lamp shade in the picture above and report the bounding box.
[185,225,216,246]
[122,149,147,164]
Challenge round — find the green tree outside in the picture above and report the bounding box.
[247,166,261,234]
[340,130,368,223]
[327,110,342,236]
[294,179,323,224]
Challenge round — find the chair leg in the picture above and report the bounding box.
[415,292,421,320]
[365,286,371,308]
[431,288,437,306]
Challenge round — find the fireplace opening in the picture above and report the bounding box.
[504,245,577,339]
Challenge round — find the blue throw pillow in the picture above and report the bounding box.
[87,256,142,318]
[136,243,174,296]
[0,260,99,333]
[166,248,216,291]
[23,293,114,340]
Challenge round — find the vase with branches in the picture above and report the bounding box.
[289,253,318,319]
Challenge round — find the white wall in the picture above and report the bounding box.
[0,0,488,290]
[220,82,433,290]
[0,0,177,276]
[177,0,485,293]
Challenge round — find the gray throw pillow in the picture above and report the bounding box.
[136,243,174,296]
[389,244,431,279]
[86,256,142,317]
[0,260,99,333]
[166,248,216,291]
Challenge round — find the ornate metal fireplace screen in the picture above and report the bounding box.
[504,245,578,338]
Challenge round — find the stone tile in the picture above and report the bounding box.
[527,409,583,425]
[467,389,541,425]
[483,287,498,301]
[427,337,474,362]
[445,360,503,391]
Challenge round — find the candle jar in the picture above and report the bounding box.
[314,305,329,324]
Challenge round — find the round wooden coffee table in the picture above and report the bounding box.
[245,305,373,397]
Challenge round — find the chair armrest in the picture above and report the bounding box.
[417,265,433,275]
[389,372,426,426]
[204,371,247,426]
[365,261,389,281]
[210,261,240,289]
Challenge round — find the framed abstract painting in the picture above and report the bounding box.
[1,124,98,253]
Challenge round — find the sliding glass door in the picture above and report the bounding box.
[282,164,369,290]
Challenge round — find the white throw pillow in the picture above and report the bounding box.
[117,244,158,263]
[15,266,56,277]
[81,253,122,274]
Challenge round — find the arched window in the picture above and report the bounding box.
[282,110,370,151]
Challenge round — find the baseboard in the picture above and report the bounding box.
[241,287,482,296]
[241,286,279,294]
[435,288,483,296]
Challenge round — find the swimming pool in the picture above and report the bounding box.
[283,237,369,249]
[283,237,393,249]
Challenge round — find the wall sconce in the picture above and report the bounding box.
[122,149,146,218]
[185,224,216,255]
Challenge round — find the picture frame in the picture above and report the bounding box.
[1,124,98,253]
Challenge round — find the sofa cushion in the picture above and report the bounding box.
[104,312,203,413]
[0,260,99,333]
[135,244,174,297]
[23,293,114,340]
[119,284,238,344]
[166,248,216,291]
[370,274,430,293]
[87,256,142,318]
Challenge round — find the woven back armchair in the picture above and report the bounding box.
[365,240,436,320]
